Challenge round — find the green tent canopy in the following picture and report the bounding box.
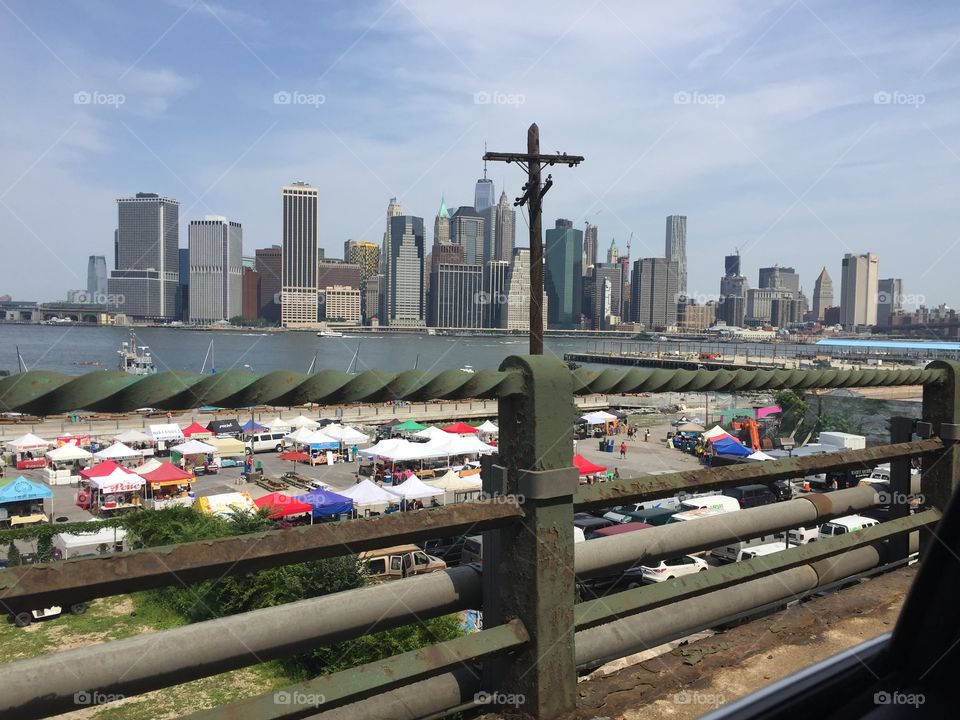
[393,420,428,432]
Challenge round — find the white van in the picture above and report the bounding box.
[678,495,741,513]
[818,515,879,540]
[246,432,288,454]
[773,526,819,546]
[667,507,732,524]
[710,533,780,563]
[737,542,789,562]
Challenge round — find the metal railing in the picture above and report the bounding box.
[0,357,957,720]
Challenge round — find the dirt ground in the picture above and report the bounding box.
[571,564,916,720]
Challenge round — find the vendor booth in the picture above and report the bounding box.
[207,419,243,438]
[7,433,50,470]
[94,441,141,464]
[78,463,144,514]
[148,423,185,454]
[428,469,483,503]
[413,426,449,441]
[139,461,195,509]
[573,454,607,483]
[294,487,353,521]
[287,415,320,430]
[0,476,52,527]
[254,492,314,525]
[197,490,257,518]
[241,419,268,434]
[182,422,213,439]
[386,474,445,508]
[206,437,246,467]
[114,429,152,446]
[392,420,427,434]
[264,417,292,434]
[441,422,479,435]
[53,528,127,560]
[170,439,219,475]
[43,444,93,485]
[339,479,396,517]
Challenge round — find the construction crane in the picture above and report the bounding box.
[625,230,633,262]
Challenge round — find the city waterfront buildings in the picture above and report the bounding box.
[187,216,243,322]
[631,257,679,329]
[280,182,320,327]
[383,215,426,326]
[544,219,583,328]
[812,267,834,321]
[840,252,879,329]
[665,215,687,295]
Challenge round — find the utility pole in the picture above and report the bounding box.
[484,124,584,354]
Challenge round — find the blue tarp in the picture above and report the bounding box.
[241,419,268,433]
[0,476,53,504]
[308,441,339,450]
[295,488,353,516]
[711,437,753,457]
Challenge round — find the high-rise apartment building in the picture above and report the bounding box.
[631,257,679,329]
[840,253,879,329]
[280,182,319,327]
[877,278,903,327]
[86,256,107,300]
[583,223,598,275]
[383,215,426,326]
[450,207,486,265]
[665,215,687,294]
[544,219,583,328]
[502,248,548,331]
[107,193,179,319]
[187,216,243,322]
[812,267,833,321]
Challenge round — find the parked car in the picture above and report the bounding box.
[605,506,679,526]
[587,521,652,540]
[773,526,819,545]
[711,533,781,563]
[723,484,777,509]
[818,515,879,540]
[359,545,446,581]
[678,494,741,513]
[668,506,736,524]
[639,555,709,583]
[417,536,467,566]
[245,432,289,454]
[12,603,88,628]
[574,513,616,534]
[771,479,793,501]
[736,542,789,561]
[461,535,483,565]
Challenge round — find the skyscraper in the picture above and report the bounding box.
[433,196,451,246]
[188,216,243,322]
[758,265,800,297]
[480,191,516,263]
[840,253,879,329]
[631,258,680,329]
[429,263,483,328]
[86,255,107,300]
[474,163,495,212]
[255,246,282,323]
[606,237,619,264]
[665,215,687,294]
[344,239,381,323]
[383,215,426,326]
[450,207,486,265]
[877,278,903,327]
[812,267,833,321]
[544,219,583,328]
[281,182,320,327]
[107,192,179,319]
[583,223,598,275]
[502,248,548,331]
[585,263,623,330]
[483,260,509,328]
[724,252,740,277]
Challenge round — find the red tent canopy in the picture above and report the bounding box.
[280,451,311,462]
[255,492,313,518]
[141,462,194,485]
[442,422,479,435]
[573,454,607,476]
[80,460,135,479]
[182,422,211,437]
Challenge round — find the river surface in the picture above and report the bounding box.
[0,325,821,376]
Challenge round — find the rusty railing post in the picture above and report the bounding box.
[921,360,960,554]
[483,354,577,718]
[889,416,913,562]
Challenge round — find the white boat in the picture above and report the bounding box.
[118,331,157,375]
[459,365,475,374]
[317,330,345,338]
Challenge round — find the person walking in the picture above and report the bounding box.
[644,429,650,442]
[619,441,627,459]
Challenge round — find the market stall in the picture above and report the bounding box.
[573,453,607,483]
[0,476,52,527]
[441,422,479,435]
[182,422,214,440]
[148,423,185,455]
[114,429,152,446]
[412,426,449,441]
[43,444,93,485]
[294,487,353,520]
[170,439,219,475]
[52,527,127,560]
[287,415,320,430]
[7,433,50,470]
[392,420,427,435]
[139,461,195,509]
[264,417,292,434]
[241,419,268,435]
[580,410,619,437]
[94,441,141,464]
[81,464,144,514]
[196,490,257,518]
[428,469,483,504]
[339,479,397,517]
[207,419,243,438]
[386,474,445,508]
[254,492,314,525]
[206,437,246,467]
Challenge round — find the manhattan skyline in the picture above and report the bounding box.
[1,2,958,307]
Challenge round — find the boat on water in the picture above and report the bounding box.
[317,330,345,338]
[118,331,157,375]
[459,365,476,374]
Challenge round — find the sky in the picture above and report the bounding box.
[1,0,958,309]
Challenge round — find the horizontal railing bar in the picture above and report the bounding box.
[187,619,529,720]
[0,566,482,720]
[574,485,881,578]
[0,501,518,611]
[574,439,942,510]
[575,510,939,631]
[0,365,944,414]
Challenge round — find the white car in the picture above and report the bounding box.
[639,555,708,583]
[13,602,88,628]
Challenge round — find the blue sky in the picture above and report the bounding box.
[1,0,958,308]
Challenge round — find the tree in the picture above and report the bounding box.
[6,541,21,566]
[36,534,53,563]
[774,390,810,436]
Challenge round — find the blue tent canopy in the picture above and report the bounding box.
[241,419,268,433]
[711,437,753,457]
[295,488,353,517]
[309,441,339,450]
[0,476,53,504]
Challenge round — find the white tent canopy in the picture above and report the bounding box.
[476,420,499,433]
[581,411,618,425]
[133,458,164,475]
[94,442,140,460]
[339,479,396,507]
[171,439,218,455]
[286,427,318,444]
[386,474,445,500]
[360,435,496,462]
[301,430,339,446]
[703,425,732,440]
[747,450,776,461]
[89,468,144,494]
[46,444,93,462]
[265,417,291,432]
[148,424,184,443]
[413,426,448,441]
[322,424,370,444]
[55,527,128,549]
[6,433,50,450]
[287,415,319,429]
[115,429,152,444]
[429,469,483,492]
